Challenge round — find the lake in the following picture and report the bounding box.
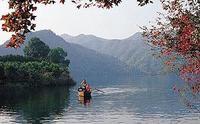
[0,75,199,124]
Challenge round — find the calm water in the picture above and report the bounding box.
[0,75,199,124]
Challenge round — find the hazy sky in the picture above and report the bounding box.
[0,0,161,44]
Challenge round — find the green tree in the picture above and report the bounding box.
[0,63,5,80]
[24,37,50,59]
[48,47,70,66]
[4,62,19,81]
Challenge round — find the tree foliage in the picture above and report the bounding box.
[24,37,50,59]
[1,0,152,48]
[0,55,39,62]
[48,47,70,66]
[0,56,74,86]
[1,61,60,82]
[142,0,200,110]
[0,63,5,80]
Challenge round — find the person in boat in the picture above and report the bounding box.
[80,79,87,90]
[85,82,91,93]
[80,79,91,92]
[78,79,91,96]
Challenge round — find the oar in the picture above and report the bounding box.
[94,88,105,93]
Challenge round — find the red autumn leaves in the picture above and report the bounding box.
[142,0,200,94]
[1,0,42,47]
[1,0,66,48]
[71,0,122,9]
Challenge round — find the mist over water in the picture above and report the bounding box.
[0,75,199,124]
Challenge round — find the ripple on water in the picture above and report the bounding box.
[98,87,147,95]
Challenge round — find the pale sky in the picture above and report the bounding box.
[0,0,161,45]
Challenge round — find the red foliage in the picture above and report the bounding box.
[142,0,200,96]
[1,0,58,48]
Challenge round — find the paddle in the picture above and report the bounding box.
[94,88,105,93]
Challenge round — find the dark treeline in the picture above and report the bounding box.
[0,37,75,87]
[0,55,40,62]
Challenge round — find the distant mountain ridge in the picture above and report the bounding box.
[0,30,135,84]
[61,32,166,74]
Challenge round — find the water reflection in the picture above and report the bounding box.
[0,86,70,124]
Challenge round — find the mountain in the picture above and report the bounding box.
[0,30,134,84]
[61,33,166,74]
